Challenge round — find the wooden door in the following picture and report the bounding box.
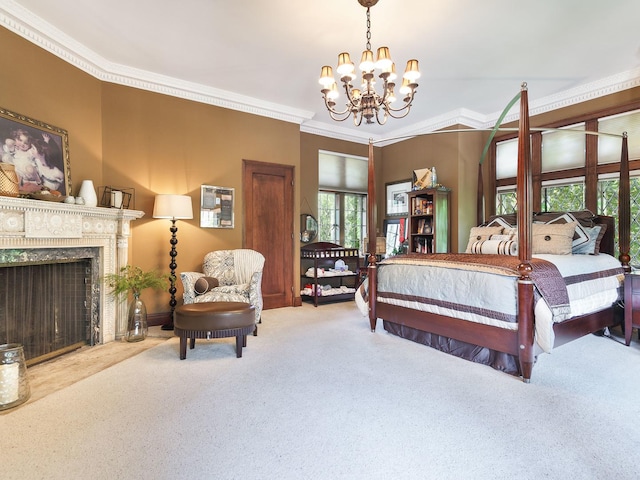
[243,160,294,309]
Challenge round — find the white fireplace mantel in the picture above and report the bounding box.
[0,196,144,343]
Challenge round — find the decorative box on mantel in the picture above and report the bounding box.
[0,196,144,345]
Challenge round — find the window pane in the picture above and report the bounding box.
[496,188,516,215]
[343,193,366,250]
[598,175,640,264]
[541,182,585,211]
[496,139,518,180]
[541,124,585,173]
[598,110,640,164]
[318,151,368,193]
[318,192,339,243]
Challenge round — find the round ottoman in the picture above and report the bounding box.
[174,302,255,359]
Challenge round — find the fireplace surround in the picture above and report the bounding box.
[0,196,143,359]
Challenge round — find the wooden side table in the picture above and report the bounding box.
[624,272,640,345]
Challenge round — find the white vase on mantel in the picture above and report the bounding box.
[78,180,98,207]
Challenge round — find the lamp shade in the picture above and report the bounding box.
[153,194,193,220]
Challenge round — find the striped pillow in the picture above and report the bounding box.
[468,239,518,256]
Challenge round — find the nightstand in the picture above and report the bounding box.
[624,272,640,345]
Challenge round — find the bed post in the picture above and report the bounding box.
[477,163,484,226]
[516,83,535,383]
[367,139,378,332]
[619,132,631,272]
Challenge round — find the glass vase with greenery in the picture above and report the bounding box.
[104,266,169,342]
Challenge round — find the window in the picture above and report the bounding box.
[541,124,585,173]
[598,174,640,263]
[317,192,366,249]
[318,151,368,249]
[493,108,640,262]
[541,179,585,211]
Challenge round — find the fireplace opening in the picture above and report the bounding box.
[0,248,99,365]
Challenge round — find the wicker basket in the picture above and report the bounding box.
[0,163,19,197]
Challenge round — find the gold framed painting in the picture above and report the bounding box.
[0,107,71,196]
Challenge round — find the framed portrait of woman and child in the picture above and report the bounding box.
[0,107,72,196]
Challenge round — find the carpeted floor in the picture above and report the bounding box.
[1,302,639,480]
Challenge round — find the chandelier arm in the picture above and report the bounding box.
[383,104,413,120]
[322,94,352,118]
[375,107,388,125]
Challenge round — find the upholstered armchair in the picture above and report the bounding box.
[180,249,265,327]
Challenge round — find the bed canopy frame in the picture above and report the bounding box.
[365,83,631,382]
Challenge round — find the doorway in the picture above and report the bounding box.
[243,160,294,309]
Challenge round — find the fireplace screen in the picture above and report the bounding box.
[0,258,94,365]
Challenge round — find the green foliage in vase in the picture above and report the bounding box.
[103,265,169,298]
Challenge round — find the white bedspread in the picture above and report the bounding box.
[357,253,623,353]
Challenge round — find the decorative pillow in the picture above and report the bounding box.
[485,215,516,230]
[592,224,608,254]
[194,276,220,295]
[532,222,577,255]
[465,226,503,253]
[573,224,607,255]
[468,239,518,256]
[534,212,590,250]
[489,234,516,241]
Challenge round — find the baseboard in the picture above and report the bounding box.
[148,312,171,327]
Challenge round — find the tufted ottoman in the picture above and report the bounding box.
[173,302,255,359]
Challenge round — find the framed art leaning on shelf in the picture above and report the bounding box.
[0,107,71,196]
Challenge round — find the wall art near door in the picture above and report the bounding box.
[200,185,234,228]
[0,107,72,197]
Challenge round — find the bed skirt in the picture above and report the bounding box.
[382,320,522,376]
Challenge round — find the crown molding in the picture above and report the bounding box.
[0,1,314,125]
[2,0,639,145]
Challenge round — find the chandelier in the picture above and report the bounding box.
[318,0,420,126]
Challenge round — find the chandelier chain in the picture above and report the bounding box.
[365,8,371,52]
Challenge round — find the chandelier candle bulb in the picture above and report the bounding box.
[404,59,421,81]
[318,0,420,125]
[375,47,392,69]
[337,53,354,75]
[319,66,334,86]
[359,50,375,71]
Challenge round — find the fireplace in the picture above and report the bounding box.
[0,196,143,363]
[0,248,99,364]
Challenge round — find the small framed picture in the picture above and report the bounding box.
[200,185,234,228]
[0,106,72,195]
[386,180,411,216]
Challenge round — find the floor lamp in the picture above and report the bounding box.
[153,194,193,330]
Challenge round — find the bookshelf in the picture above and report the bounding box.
[408,188,451,253]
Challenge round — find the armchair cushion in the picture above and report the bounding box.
[180,249,265,324]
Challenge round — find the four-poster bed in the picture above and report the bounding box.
[363,84,631,382]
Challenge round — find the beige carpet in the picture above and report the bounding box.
[1,328,172,412]
[2,303,639,480]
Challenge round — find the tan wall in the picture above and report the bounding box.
[380,129,489,252]
[0,27,103,194]
[101,85,301,312]
[0,27,300,314]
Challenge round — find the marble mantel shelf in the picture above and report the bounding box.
[0,195,145,343]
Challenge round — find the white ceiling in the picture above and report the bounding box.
[2,0,640,145]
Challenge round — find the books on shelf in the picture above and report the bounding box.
[412,197,433,215]
[416,219,432,234]
[413,237,432,253]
